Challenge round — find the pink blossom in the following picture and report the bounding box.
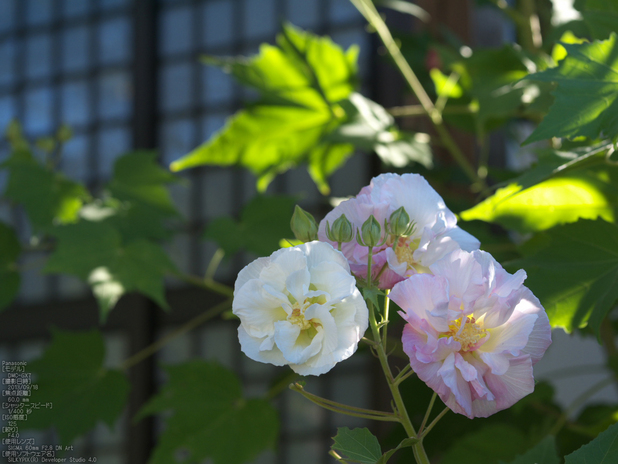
[389,249,551,418]
[318,173,480,289]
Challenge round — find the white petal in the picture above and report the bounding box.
[274,320,323,365]
[238,326,287,366]
[308,260,356,300]
[286,268,310,303]
[235,256,270,293]
[480,313,537,357]
[479,351,511,375]
[484,355,534,410]
[233,280,288,338]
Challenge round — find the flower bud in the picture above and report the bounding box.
[358,215,382,248]
[290,205,318,242]
[389,206,413,236]
[326,214,354,245]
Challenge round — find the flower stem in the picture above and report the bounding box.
[419,406,450,439]
[418,392,437,436]
[367,300,431,464]
[290,382,400,422]
[178,272,233,297]
[119,298,232,371]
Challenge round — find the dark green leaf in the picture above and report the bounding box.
[137,360,278,464]
[108,151,180,215]
[565,421,618,463]
[2,150,89,231]
[525,33,618,143]
[500,436,559,464]
[377,437,418,464]
[0,222,20,310]
[331,427,383,464]
[440,424,529,464]
[581,0,618,41]
[44,220,177,320]
[24,329,129,444]
[204,194,297,257]
[507,219,618,335]
[460,145,618,233]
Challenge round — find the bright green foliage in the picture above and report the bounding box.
[25,329,129,444]
[331,427,383,464]
[1,149,89,231]
[204,194,297,257]
[137,360,278,464]
[460,148,618,233]
[0,222,20,310]
[525,33,618,143]
[326,93,432,169]
[579,0,618,41]
[508,219,618,335]
[440,424,529,464]
[170,24,359,194]
[500,437,559,464]
[44,220,178,321]
[565,421,618,463]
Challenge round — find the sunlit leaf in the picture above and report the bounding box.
[565,421,618,463]
[24,329,129,444]
[525,33,618,143]
[0,222,20,310]
[460,146,618,233]
[137,360,278,464]
[331,427,382,464]
[204,194,297,257]
[507,219,618,335]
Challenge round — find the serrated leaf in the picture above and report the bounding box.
[204,194,297,257]
[2,150,89,231]
[331,427,383,464]
[460,146,618,233]
[137,360,278,464]
[525,33,618,143]
[440,424,529,464]
[565,421,618,463]
[171,24,359,194]
[500,436,559,464]
[507,219,618,336]
[44,220,177,320]
[0,222,20,310]
[24,329,129,444]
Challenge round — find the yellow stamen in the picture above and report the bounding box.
[447,316,487,352]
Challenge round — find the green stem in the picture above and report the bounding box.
[367,300,431,464]
[205,248,225,281]
[388,104,476,117]
[393,365,415,386]
[120,298,232,371]
[350,0,486,192]
[418,392,437,436]
[382,289,390,347]
[290,383,400,422]
[418,406,450,439]
[179,272,234,297]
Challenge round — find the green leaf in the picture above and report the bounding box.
[44,220,178,320]
[500,436,559,464]
[171,24,359,194]
[24,329,129,444]
[0,222,20,310]
[460,146,618,233]
[581,0,618,41]
[137,360,278,464]
[440,424,529,464]
[108,151,180,215]
[377,438,418,464]
[565,421,618,463]
[2,150,89,231]
[325,93,433,169]
[331,427,383,464]
[525,33,618,143]
[204,194,297,257]
[507,219,618,335]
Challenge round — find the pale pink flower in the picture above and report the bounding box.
[389,249,551,418]
[318,173,479,289]
[233,241,368,376]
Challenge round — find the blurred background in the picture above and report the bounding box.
[0,0,615,463]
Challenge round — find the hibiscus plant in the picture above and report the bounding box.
[3,0,618,463]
